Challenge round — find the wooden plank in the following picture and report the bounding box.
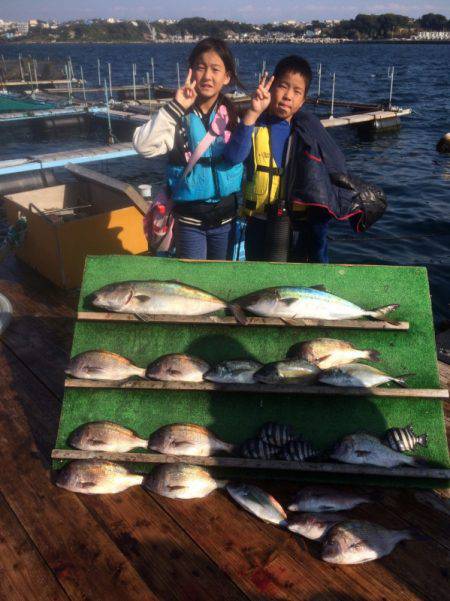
[64,377,448,399]
[51,450,450,480]
[78,310,410,330]
[0,492,70,601]
[322,109,412,128]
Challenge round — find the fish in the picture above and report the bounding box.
[239,438,280,459]
[279,440,319,462]
[259,422,297,447]
[330,433,425,468]
[318,363,411,388]
[254,359,320,385]
[69,421,148,452]
[288,486,376,513]
[233,286,399,322]
[204,359,263,384]
[383,425,428,453]
[286,338,381,370]
[90,279,246,323]
[322,520,420,564]
[146,354,210,382]
[148,423,234,456]
[226,483,287,526]
[144,463,227,499]
[66,350,146,381]
[56,460,144,494]
[287,512,347,540]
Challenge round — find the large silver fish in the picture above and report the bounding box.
[148,423,234,456]
[56,460,144,494]
[254,359,320,385]
[66,350,146,381]
[287,512,347,540]
[69,421,148,452]
[144,463,227,499]
[322,520,419,564]
[288,486,375,513]
[318,363,410,388]
[226,483,287,526]
[204,360,263,384]
[259,421,297,447]
[146,354,210,382]
[287,338,380,370]
[90,279,246,322]
[330,433,424,468]
[233,286,399,322]
[383,425,428,453]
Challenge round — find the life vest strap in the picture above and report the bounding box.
[255,165,284,176]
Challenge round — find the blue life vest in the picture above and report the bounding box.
[167,108,244,203]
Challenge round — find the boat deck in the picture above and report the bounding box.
[0,252,449,601]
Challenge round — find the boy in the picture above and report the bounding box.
[224,55,386,262]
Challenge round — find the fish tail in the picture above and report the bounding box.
[215,478,229,489]
[279,519,289,529]
[393,373,415,387]
[221,442,237,455]
[409,455,429,467]
[416,433,429,447]
[136,367,147,379]
[403,528,431,542]
[366,304,400,322]
[364,349,381,362]
[228,303,248,325]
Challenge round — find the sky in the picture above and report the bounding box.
[1,0,449,24]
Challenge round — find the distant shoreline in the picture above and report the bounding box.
[1,39,450,46]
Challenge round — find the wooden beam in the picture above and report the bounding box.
[51,449,450,480]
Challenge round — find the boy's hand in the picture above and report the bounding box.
[244,72,274,125]
[174,68,197,111]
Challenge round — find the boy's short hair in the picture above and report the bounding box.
[273,55,312,93]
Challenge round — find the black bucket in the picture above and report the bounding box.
[265,212,291,262]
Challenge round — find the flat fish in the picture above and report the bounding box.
[233,286,399,322]
[144,463,227,499]
[287,338,381,370]
[259,421,297,447]
[287,512,347,540]
[318,363,411,388]
[66,350,146,381]
[146,353,210,382]
[383,425,428,453]
[330,433,424,468]
[69,421,148,452]
[254,359,320,385]
[227,483,287,526]
[204,359,263,384]
[322,520,420,564]
[239,438,280,459]
[56,460,144,494]
[288,485,375,512]
[279,440,319,462]
[148,423,234,456]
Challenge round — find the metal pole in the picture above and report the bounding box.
[388,66,395,109]
[27,62,33,91]
[18,54,24,81]
[330,72,336,118]
[146,71,152,116]
[104,79,115,144]
[97,58,101,86]
[261,59,266,78]
[151,57,155,83]
[132,63,136,101]
[317,63,322,98]
[108,62,113,98]
[176,62,180,89]
[80,66,87,105]
[33,59,39,90]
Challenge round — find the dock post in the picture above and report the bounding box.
[104,79,116,144]
[33,59,39,90]
[317,63,322,98]
[388,66,395,109]
[132,63,137,101]
[146,72,152,115]
[27,61,33,92]
[18,53,24,81]
[97,58,101,86]
[330,72,336,118]
[176,62,181,89]
[151,57,155,83]
[108,63,113,99]
[80,66,87,105]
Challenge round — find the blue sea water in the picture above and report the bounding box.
[0,42,449,323]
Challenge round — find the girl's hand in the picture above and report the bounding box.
[174,68,198,111]
[244,72,274,124]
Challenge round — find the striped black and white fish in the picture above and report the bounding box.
[383,425,428,453]
[279,440,319,462]
[239,438,280,459]
[259,422,296,447]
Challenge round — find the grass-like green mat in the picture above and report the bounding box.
[54,256,449,489]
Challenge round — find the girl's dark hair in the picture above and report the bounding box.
[188,37,243,130]
[273,55,312,94]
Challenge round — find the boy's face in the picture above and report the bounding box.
[270,71,307,121]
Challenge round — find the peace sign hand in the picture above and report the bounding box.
[250,72,274,115]
[174,68,198,111]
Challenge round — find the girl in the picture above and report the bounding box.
[133,38,244,260]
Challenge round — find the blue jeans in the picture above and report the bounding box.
[174,218,235,260]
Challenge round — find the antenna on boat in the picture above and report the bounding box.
[330,72,336,118]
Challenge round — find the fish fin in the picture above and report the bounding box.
[228,303,248,325]
[393,373,415,387]
[416,434,429,448]
[355,450,371,457]
[168,485,187,491]
[366,349,381,362]
[135,313,152,322]
[367,304,400,321]
[215,479,229,489]
[316,355,334,370]
[309,284,327,292]
[279,297,299,306]
[411,455,429,467]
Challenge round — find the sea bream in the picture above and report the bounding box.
[254,359,320,385]
[318,363,411,388]
[287,338,381,370]
[90,280,245,322]
[287,512,347,540]
[227,483,287,526]
[322,520,421,564]
[330,433,425,468]
[204,359,263,384]
[66,350,146,381]
[146,354,210,382]
[144,463,227,499]
[233,286,399,322]
[56,460,144,494]
[69,421,148,452]
[288,485,376,512]
[148,423,234,456]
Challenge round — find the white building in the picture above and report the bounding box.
[414,30,450,40]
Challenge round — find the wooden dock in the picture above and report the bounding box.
[0,250,449,600]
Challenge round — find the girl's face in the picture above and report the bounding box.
[191,50,231,100]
